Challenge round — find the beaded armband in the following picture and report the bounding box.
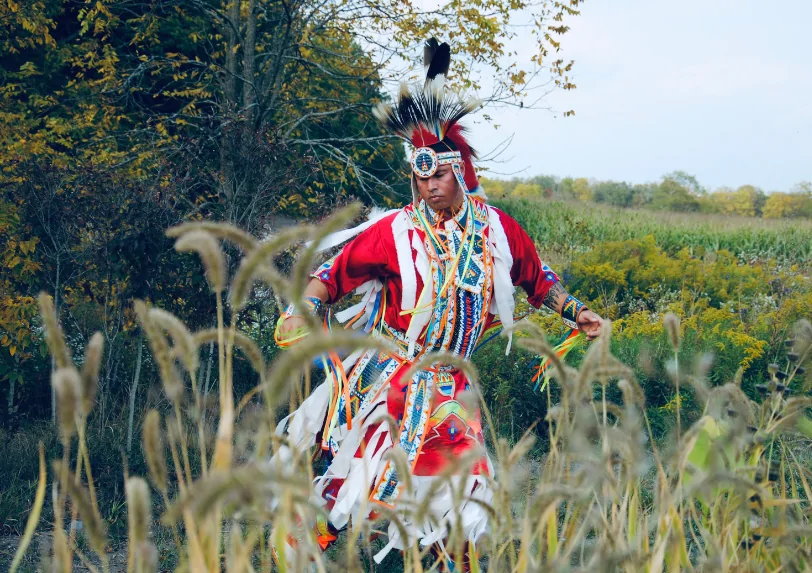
[275,296,323,348]
[561,295,587,330]
[282,296,323,319]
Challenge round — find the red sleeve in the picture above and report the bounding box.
[311,216,397,304]
[496,209,560,309]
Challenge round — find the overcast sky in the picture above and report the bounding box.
[465,0,812,192]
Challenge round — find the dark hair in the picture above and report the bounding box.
[429,139,458,153]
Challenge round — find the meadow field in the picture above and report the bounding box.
[2,196,811,572]
[480,198,811,439]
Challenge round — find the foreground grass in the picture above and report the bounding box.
[6,208,812,572]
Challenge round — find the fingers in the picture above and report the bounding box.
[277,316,307,342]
[582,318,602,341]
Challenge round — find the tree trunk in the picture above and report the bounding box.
[7,374,14,419]
[126,333,144,454]
[220,0,241,205]
[51,257,61,423]
[242,0,257,130]
[240,0,258,205]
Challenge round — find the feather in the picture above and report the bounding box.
[423,38,440,68]
[373,79,479,150]
[424,38,450,85]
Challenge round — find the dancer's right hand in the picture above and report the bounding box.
[276,314,308,345]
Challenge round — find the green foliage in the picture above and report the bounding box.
[559,176,592,202]
[495,196,812,264]
[703,185,768,217]
[592,179,634,207]
[567,235,772,309]
[476,199,811,443]
[561,235,809,433]
[651,176,700,212]
[763,184,812,219]
[511,182,545,199]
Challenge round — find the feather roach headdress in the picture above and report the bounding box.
[374,38,486,201]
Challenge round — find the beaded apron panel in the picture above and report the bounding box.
[370,200,492,507]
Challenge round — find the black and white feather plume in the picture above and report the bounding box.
[373,79,481,145]
[423,37,451,86]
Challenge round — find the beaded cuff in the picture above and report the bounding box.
[561,295,587,330]
[282,296,322,319]
[275,296,323,348]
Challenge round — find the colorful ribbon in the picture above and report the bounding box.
[530,329,585,392]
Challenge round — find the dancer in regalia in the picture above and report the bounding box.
[273,38,604,568]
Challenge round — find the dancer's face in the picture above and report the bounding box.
[415,164,464,214]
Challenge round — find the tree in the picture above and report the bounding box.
[763,183,812,219]
[762,193,795,219]
[0,199,41,421]
[512,182,544,199]
[571,178,593,202]
[663,171,706,196]
[530,175,558,196]
[592,180,634,207]
[82,0,584,224]
[1,0,587,425]
[631,183,657,207]
[651,177,699,212]
[710,185,766,217]
[788,182,812,218]
[558,177,575,199]
[480,177,506,199]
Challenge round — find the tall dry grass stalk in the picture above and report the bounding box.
[11,213,812,572]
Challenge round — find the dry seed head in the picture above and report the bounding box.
[792,319,812,356]
[194,328,265,377]
[80,332,104,416]
[599,318,613,364]
[229,225,313,311]
[135,300,184,402]
[166,221,257,253]
[232,330,265,377]
[664,312,680,351]
[174,230,226,293]
[59,463,108,554]
[52,367,81,440]
[125,477,152,545]
[148,308,198,375]
[133,541,158,573]
[142,410,168,490]
[37,292,71,368]
[617,378,646,407]
[292,203,361,296]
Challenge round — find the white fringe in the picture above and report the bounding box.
[392,211,417,313]
[306,208,400,253]
[373,474,493,563]
[313,396,391,529]
[406,230,432,357]
[308,392,494,564]
[486,207,516,354]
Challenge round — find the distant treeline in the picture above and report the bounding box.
[482,172,812,219]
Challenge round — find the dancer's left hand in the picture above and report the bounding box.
[577,310,603,342]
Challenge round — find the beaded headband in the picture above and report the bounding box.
[410,147,462,178]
